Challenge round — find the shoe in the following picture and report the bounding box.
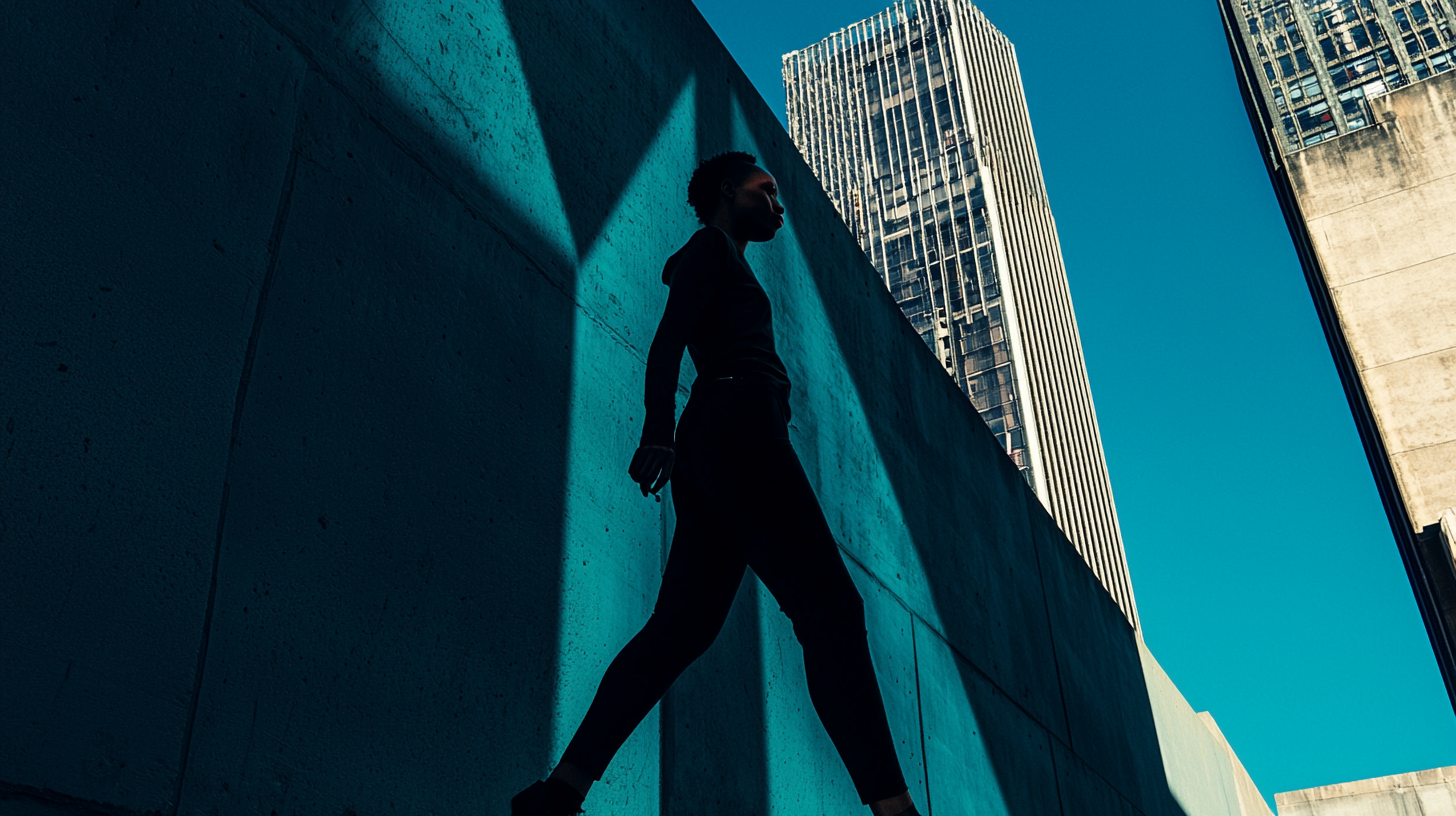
[510,778,585,815]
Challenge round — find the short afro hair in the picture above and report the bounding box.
[687,151,758,224]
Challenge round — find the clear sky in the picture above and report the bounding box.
[692,0,1455,803]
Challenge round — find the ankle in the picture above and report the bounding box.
[548,761,593,800]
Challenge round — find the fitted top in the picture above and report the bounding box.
[640,227,791,447]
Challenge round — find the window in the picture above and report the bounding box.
[1279,54,1296,77]
[1407,33,1425,55]
[1296,100,1334,132]
[1296,48,1314,70]
[1321,36,1339,59]
[1415,59,1432,77]
[1423,29,1442,47]
[1412,1,1430,23]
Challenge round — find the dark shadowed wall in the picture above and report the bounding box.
[0,2,1262,814]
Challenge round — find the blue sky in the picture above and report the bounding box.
[692,0,1455,802]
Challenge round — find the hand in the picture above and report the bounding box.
[628,444,675,497]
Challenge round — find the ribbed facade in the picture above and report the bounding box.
[783,0,1138,626]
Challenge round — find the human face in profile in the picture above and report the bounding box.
[726,168,785,244]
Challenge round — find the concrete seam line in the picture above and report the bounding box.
[1043,734,1067,816]
[910,618,932,816]
[170,85,307,816]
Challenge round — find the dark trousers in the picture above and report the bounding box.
[559,378,909,804]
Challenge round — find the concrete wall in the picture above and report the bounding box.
[1289,71,1456,531]
[1275,765,1456,815]
[1,2,1262,815]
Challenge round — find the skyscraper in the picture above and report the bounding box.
[783,0,1139,626]
[1219,0,1456,712]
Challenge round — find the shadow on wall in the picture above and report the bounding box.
[0,1,1199,815]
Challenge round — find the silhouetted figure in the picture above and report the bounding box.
[512,153,921,816]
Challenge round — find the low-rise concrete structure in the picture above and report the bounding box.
[1276,765,1456,815]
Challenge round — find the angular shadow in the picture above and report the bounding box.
[500,0,695,261]
[171,1,657,813]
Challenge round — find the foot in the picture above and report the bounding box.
[510,778,585,816]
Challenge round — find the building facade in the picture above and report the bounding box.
[1220,1,1456,713]
[1275,765,1456,815]
[1228,0,1455,153]
[783,0,1139,625]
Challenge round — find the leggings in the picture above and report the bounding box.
[559,378,909,804]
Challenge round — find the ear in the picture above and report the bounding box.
[719,177,736,199]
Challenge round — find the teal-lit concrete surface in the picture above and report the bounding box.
[1,2,1263,814]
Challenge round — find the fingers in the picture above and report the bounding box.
[628,446,650,483]
[628,445,674,497]
[649,451,674,495]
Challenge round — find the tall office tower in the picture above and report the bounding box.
[1220,0,1456,713]
[783,0,1138,626]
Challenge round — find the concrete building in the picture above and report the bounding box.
[783,0,1139,627]
[1276,765,1456,815]
[1220,0,1456,714]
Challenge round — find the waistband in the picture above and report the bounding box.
[691,372,791,399]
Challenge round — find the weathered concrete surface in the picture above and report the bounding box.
[1290,70,1456,530]
[0,2,303,810]
[1275,764,1456,815]
[1,2,1266,815]
[1199,714,1274,816]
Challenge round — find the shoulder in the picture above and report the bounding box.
[687,226,735,257]
[663,227,734,285]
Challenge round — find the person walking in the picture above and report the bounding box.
[511,151,921,816]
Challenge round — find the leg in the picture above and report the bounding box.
[556,481,747,784]
[734,438,910,806]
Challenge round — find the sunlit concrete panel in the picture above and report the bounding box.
[1393,441,1456,530]
[1304,182,1456,288]
[1332,256,1456,369]
[1276,764,1456,816]
[1288,70,1456,532]
[1197,714,1273,816]
[0,2,304,811]
[1360,351,1456,454]
[914,624,1060,816]
[1140,642,1242,816]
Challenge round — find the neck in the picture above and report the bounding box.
[708,213,747,256]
